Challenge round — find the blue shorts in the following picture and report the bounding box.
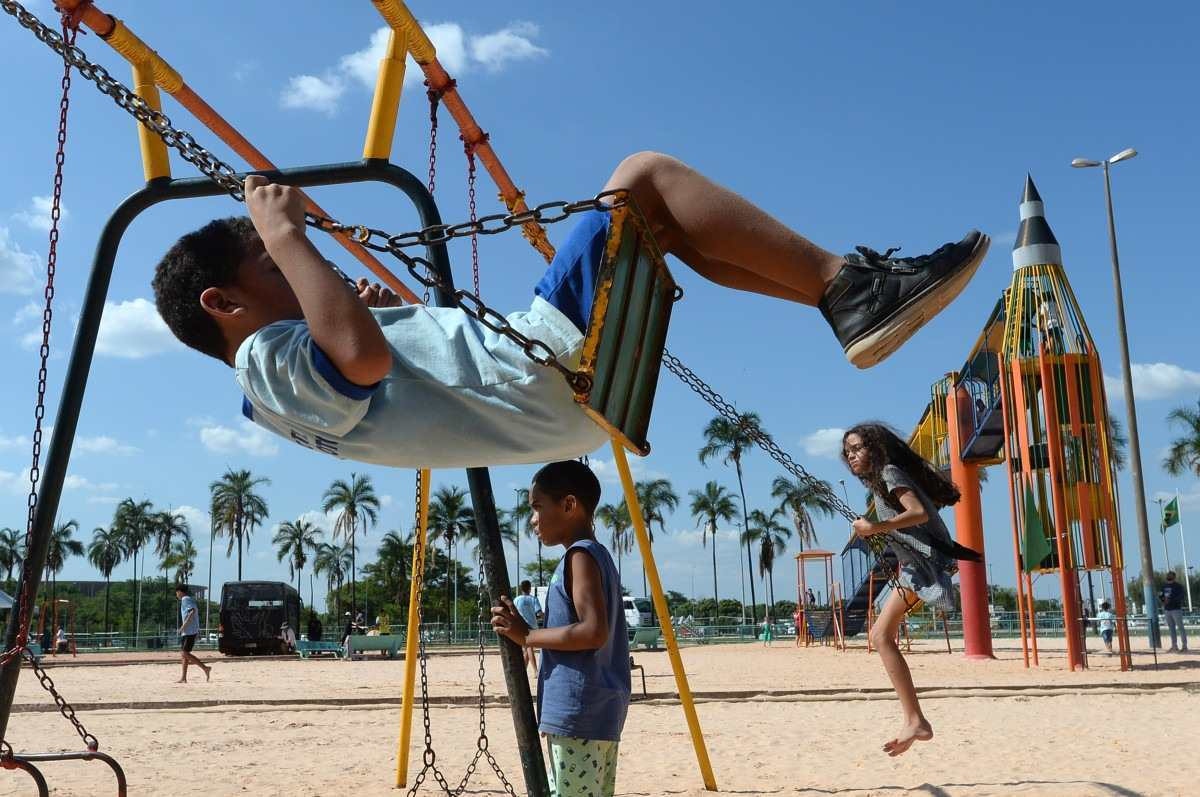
[535,209,611,333]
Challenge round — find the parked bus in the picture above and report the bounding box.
[218,581,300,655]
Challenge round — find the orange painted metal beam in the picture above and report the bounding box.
[53,0,421,305]
[369,1,556,264]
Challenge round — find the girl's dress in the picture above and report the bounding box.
[871,464,966,611]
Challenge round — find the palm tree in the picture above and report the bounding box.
[1107,416,1129,472]
[322,473,380,623]
[313,541,351,620]
[87,526,124,636]
[0,527,22,591]
[699,412,769,625]
[46,519,83,605]
[273,519,322,608]
[113,498,153,641]
[508,488,535,585]
[427,485,474,638]
[688,481,737,614]
[376,530,413,606]
[771,475,838,554]
[1164,399,1200,478]
[163,536,198,586]
[633,478,679,596]
[743,508,791,615]
[596,502,633,583]
[153,510,190,632]
[210,469,271,580]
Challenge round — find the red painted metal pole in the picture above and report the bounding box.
[945,381,995,659]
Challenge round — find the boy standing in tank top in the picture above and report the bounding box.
[492,460,630,797]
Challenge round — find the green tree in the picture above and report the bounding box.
[87,526,124,635]
[153,510,190,632]
[428,485,474,636]
[274,518,323,609]
[164,536,198,586]
[633,478,679,596]
[699,412,770,626]
[508,488,534,586]
[1163,398,1200,477]
[770,475,838,553]
[314,541,352,620]
[375,530,413,607]
[596,502,633,584]
[1107,416,1129,471]
[46,519,83,606]
[0,527,22,591]
[113,498,153,640]
[688,481,737,611]
[743,508,791,614]
[323,473,380,623]
[210,469,271,580]
[523,556,561,581]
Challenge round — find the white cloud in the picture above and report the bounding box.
[63,474,119,491]
[95,298,181,358]
[469,22,548,72]
[800,427,847,459]
[12,195,68,233]
[175,505,211,533]
[12,301,42,325]
[0,469,26,494]
[0,432,31,450]
[280,73,346,116]
[87,496,122,505]
[287,20,544,115]
[1105,363,1200,402]
[0,226,39,295]
[76,435,140,456]
[380,494,394,508]
[199,419,280,457]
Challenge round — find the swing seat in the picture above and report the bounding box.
[576,203,678,457]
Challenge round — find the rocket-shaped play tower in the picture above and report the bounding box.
[998,177,1131,670]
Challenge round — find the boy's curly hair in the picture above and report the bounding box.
[842,422,961,510]
[152,216,259,363]
[531,460,602,518]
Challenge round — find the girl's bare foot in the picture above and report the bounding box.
[882,718,932,757]
[176,678,187,684]
[204,666,212,682]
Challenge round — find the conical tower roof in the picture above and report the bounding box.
[1012,175,1061,269]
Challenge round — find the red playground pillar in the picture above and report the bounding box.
[946,383,995,659]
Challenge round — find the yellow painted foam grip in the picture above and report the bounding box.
[371,0,436,62]
[105,19,182,93]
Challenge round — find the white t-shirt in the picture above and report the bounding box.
[235,298,608,469]
[1097,610,1115,631]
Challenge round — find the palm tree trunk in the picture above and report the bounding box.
[206,521,214,633]
[710,523,719,617]
[735,461,757,626]
[351,526,358,625]
[236,498,244,580]
[103,574,111,638]
[537,540,544,586]
[135,546,143,644]
[768,564,776,619]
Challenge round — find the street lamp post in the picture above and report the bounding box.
[1071,147,1160,648]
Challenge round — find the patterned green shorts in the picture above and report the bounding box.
[545,734,619,797]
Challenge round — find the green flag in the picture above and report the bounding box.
[1163,498,1180,529]
[1022,483,1053,572]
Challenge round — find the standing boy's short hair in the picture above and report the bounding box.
[176,585,190,596]
[519,580,532,593]
[1166,572,1176,581]
[531,460,602,517]
[1100,601,1110,610]
[152,216,260,362]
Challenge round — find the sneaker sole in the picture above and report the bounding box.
[845,233,990,369]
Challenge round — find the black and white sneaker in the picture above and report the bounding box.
[819,230,990,368]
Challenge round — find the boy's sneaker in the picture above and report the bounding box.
[819,231,990,368]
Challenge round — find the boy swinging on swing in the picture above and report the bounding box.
[153,152,989,467]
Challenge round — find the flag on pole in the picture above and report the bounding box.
[1022,483,1053,572]
[1163,497,1180,529]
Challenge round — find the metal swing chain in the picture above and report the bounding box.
[2,0,606,395]
[0,7,103,761]
[422,80,446,306]
[463,135,486,298]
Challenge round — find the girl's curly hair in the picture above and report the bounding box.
[842,422,961,510]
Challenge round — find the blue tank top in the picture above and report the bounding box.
[537,538,630,741]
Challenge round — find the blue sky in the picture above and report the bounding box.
[1,1,1198,612]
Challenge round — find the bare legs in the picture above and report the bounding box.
[523,644,538,674]
[869,588,932,757]
[179,648,212,683]
[603,152,846,305]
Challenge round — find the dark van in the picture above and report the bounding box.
[218,581,301,655]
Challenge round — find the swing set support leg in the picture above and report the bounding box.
[612,439,717,791]
[395,469,430,788]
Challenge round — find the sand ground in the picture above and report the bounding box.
[3,636,1198,796]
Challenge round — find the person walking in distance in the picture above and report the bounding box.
[176,585,211,683]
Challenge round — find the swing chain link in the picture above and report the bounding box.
[24,648,98,752]
[661,350,859,523]
[2,0,607,397]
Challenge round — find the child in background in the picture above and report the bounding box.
[1096,601,1115,655]
[492,461,629,797]
[842,422,981,757]
[513,579,544,673]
